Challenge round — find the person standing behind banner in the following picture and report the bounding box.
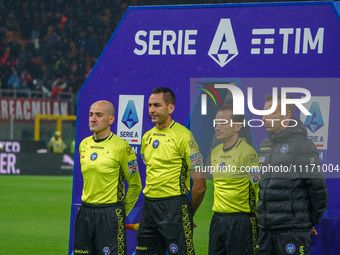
[74,100,142,255]
[136,87,206,255]
[208,106,259,255]
[256,94,328,255]
[47,131,67,153]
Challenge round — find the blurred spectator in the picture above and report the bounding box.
[50,75,67,98]
[54,55,67,74]
[31,79,44,98]
[48,131,67,153]
[20,68,33,91]
[6,13,20,32]
[50,82,64,98]
[0,47,10,65]
[7,69,21,90]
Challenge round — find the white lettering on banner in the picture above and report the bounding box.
[1,100,8,119]
[60,102,68,115]
[53,101,60,115]
[131,146,138,154]
[23,100,31,119]
[16,100,23,119]
[251,27,324,55]
[0,153,19,174]
[32,101,40,117]
[134,30,197,55]
[1,141,21,152]
[0,141,20,175]
[133,20,324,68]
[0,98,69,121]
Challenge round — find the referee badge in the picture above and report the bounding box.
[90,152,98,161]
[169,243,178,254]
[153,140,159,148]
[103,247,110,255]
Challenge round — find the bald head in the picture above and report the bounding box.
[89,100,115,140]
[91,100,115,116]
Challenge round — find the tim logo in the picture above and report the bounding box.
[304,102,324,133]
[208,19,238,68]
[122,100,139,129]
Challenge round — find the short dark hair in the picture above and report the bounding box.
[151,87,176,105]
[217,106,245,123]
[265,93,296,116]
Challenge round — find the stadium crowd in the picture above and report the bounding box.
[0,0,132,98]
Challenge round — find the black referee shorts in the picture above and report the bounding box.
[209,212,257,255]
[136,195,195,255]
[74,202,126,255]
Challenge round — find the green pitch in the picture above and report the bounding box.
[193,178,214,255]
[0,176,73,255]
[0,176,214,255]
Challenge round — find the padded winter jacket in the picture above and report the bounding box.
[256,119,328,232]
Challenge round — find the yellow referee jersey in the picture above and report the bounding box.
[141,121,203,198]
[79,133,142,215]
[210,138,259,214]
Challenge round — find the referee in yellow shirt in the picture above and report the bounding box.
[209,106,259,255]
[74,100,142,255]
[136,87,206,255]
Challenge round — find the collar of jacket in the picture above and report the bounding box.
[268,118,307,142]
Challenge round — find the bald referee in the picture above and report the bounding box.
[209,106,259,255]
[74,100,142,255]
[136,87,206,255]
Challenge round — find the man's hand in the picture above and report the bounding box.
[190,171,206,215]
[310,227,318,235]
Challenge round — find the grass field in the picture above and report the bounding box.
[0,176,73,255]
[0,176,214,255]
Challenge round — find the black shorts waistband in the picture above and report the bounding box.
[82,201,122,208]
[145,195,187,202]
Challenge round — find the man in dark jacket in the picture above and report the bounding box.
[256,94,328,255]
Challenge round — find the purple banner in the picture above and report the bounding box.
[70,2,340,254]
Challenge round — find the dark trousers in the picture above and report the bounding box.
[256,230,311,255]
